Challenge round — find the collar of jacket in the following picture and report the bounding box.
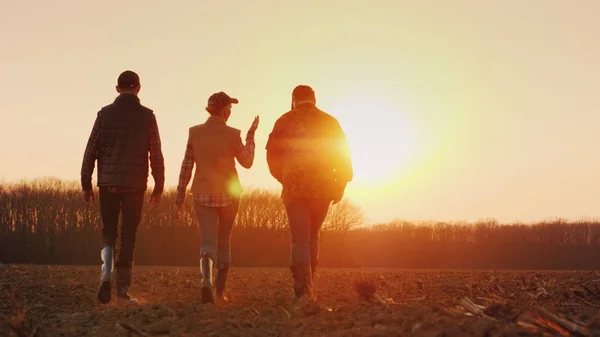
[294,102,315,109]
[114,93,140,104]
[206,115,227,124]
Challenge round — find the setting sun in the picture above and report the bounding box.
[330,91,418,189]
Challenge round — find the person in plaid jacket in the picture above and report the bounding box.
[81,70,165,304]
[266,85,353,303]
[176,91,258,304]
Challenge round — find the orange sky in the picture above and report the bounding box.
[1,1,599,224]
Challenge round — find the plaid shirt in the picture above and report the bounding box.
[176,130,255,206]
[81,113,165,193]
[266,103,352,201]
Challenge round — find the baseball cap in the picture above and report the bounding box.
[117,70,140,88]
[206,91,239,113]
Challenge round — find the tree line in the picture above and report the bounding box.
[2,177,600,270]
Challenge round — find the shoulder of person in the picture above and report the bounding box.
[189,122,210,132]
[273,110,295,128]
[139,104,154,114]
[316,108,341,127]
[187,124,204,137]
[98,103,112,115]
[225,123,241,132]
[225,125,241,137]
[189,123,239,135]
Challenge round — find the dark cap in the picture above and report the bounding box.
[206,91,239,113]
[117,70,140,88]
[292,85,315,101]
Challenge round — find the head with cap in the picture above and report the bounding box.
[116,70,141,95]
[291,85,316,109]
[205,91,239,121]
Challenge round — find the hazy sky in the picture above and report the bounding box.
[1,0,599,224]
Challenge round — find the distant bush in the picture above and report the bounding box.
[0,177,363,267]
[2,177,600,269]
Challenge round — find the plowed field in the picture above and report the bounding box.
[3,265,600,336]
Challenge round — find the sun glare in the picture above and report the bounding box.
[330,93,417,190]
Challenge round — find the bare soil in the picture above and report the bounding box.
[3,265,600,336]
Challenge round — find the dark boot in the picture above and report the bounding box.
[200,253,215,303]
[291,264,314,301]
[115,267,138,304]
[301,264,315,301]
[215,268,229,303]
[97,246,114,304]
[290,264,318,316]
[215,268,228,297]
[290,266,302,298]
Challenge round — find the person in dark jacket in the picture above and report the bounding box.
[265,85,353,302]
[176,92,258,304]
[81,70,165,304]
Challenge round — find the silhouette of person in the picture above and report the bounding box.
[176,92,259,304]
[266,85,353,303]
[81,70,165,304]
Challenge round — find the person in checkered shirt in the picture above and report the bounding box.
[266,85,353,304]
[81,70,165,305]
[176,91,258,304]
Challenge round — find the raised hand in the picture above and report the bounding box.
[248,116,259,133]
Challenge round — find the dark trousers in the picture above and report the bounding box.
[284,198,331,270]
[99,187,145,269]
[194,198,240,269]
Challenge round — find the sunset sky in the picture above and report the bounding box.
[1,0,599,224]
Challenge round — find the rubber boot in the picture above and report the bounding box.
[115,267,138,304]
[290,264,318,315]
[300,264,315,302]
[290,265,303,299]
[291,264,314,301]
[200,252,215,303]
[215,268,229,303]
[97,246,114,304]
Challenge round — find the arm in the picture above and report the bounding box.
[148,114,165,194]
[234,129,255,169]
[265,120,285,183]
[175,132,194,205]
[81,113,101,191]
[331,121,353,183]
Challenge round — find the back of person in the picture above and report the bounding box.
[268,103,352,202]
[81,70,165,305]
[266,85,353,304]
[176,91,258,304]
[97,95,154,189]
[188,120,242,196]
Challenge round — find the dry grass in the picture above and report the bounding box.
[353,276,386,305]
[9,266,600,336]
[4,179,600,271]
[4,286,35,337]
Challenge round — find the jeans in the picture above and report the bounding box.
[194,198,240,269]
[98,187,145,269]
[284,197,331,270]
